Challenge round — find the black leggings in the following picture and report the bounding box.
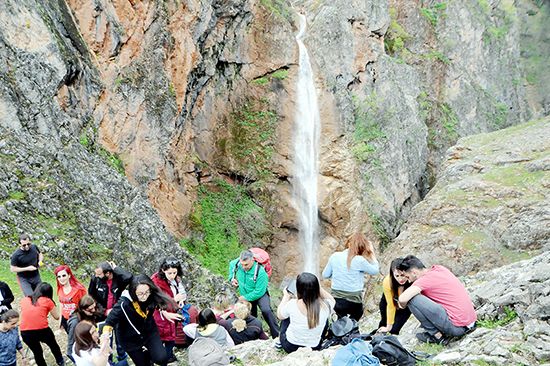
[21,327,64,366]
[334,298,364,321]
[378,294,412,335]
[125,335,168,366]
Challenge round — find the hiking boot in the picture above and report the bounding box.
[416,332,450,345]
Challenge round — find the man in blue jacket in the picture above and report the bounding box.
[229,250,279,338]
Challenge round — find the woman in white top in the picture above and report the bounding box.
[276,272,335,353]
[72,321,111,366]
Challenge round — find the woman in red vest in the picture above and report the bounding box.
[54,265,87,333]
[151,258,198,363]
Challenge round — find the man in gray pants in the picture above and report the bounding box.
[397,255,477,344]
[10,234,43,296]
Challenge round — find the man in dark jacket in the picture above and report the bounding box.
[88,261,132,313]
[88,261,132,362]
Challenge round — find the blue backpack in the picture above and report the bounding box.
[180,303,193,327]
[332,338,380,366]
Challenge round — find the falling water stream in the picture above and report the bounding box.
[293,13,321,274]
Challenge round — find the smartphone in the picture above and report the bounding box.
[286,279,297,296]
[97,321,109,336]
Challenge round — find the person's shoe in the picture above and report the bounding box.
[274,338,283,350]
[416,332,450,345]
[416,331,436,343]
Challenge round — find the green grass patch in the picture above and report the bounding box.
[220,99,278,181]
[98,147,125,175]
[8,191,26,200]
[271,69,288,80]
[252,77,269,85]
[384,7,411,56]
[478,306,518,329]
[423,50,450,64]
[368,210,390,251]
[482,165,545,189]
[183,180,269,276]
[420,2,447,27]
[259,0,292,21]
[351,93,388,162]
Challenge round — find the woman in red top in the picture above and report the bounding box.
[20,282,65,366]
[151,257,198,363]
[54,265,87,333]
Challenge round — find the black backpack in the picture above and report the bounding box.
[321,316,371,349]
[371,335,429,366]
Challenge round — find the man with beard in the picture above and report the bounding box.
[88,261,132,364]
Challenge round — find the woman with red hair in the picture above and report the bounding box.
[54,265,87,333]
[322,233,379,321]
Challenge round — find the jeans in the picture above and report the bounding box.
[250,292,279,338]
[407,294,468,337]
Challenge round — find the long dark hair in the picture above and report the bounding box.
[31,282,54,306]
[74,321,98,357]
[389,258,411,306]
[157,257,183,282]
[128,274,175,311]
[296,272,322,329]
[198,308,217,332]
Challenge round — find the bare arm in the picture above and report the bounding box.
[10,265,37,273]
[276,288,292,320]
[50,305,61,320]
[320,287,334,302]
[398,285,422,309]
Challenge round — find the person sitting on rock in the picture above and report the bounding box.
[212,293,235,321]
[183,308,235,349]
[228,250,279,338]
[376,257,412,335]
[276,272,335,353]
[397,255,477,344]
[322,233,379,321]
[223,301,268,345]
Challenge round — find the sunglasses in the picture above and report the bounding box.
[165,259,180,266]
[21,243,32,247]
[57,273,68,279]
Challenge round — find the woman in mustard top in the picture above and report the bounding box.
[377,258,412,334]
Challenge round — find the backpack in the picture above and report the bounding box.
[332,338,380,366]
[180,303,192,327]
[371,335,429,366]
[188,337,230,366]
[233,247,272,281]
[321,316,371,349]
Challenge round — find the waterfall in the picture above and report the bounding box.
[293,13,321,275]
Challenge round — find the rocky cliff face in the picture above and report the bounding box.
[385,117,549,276]
[0,0,230,305]
[1,0,548,281]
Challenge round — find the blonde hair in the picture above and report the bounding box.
[213,293,232,311]
[232,302,251,333]
[346,233,376,269]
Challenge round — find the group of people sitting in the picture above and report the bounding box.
[1,232,477,366]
